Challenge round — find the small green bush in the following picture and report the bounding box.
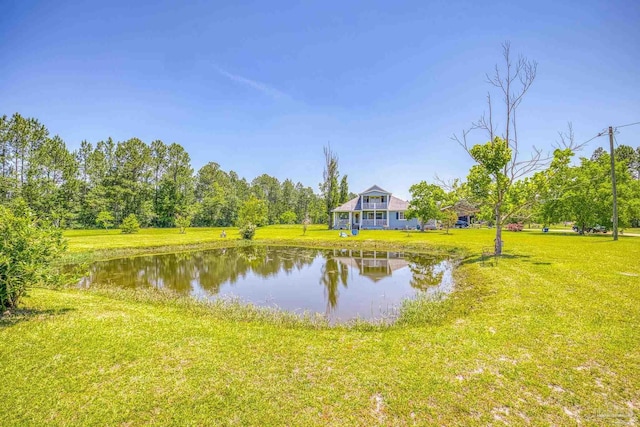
[175,214,191,234]
[237,197,268,227]
[0,205,66,311]
[120,214,140,234]
[96,210,114,231]
[239,223,256,240]
[279,210,297,225]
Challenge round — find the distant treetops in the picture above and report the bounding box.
[0,113,331,230]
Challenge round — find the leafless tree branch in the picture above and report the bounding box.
[433,174,460,192]
[553,122,587,153]
[451,128,473,157]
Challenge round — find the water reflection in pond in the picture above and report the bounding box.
[79,246,453,322]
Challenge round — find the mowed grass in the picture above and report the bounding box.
[1,225,639,425]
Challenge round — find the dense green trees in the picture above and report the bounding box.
[407,143,640,239]
[535,147,640,231]
[0,113,329,229]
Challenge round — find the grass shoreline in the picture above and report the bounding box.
[59,227,464,265]
[2,225,639,425]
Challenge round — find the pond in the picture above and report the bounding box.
[79,246,454,323]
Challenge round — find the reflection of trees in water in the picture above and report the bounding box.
[84,248,447,310]
[405,253,444,291]
[85,247,321,296]
[319,256,349,314]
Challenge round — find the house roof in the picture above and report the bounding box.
[454,199,480,216]
[360,185,390,194]
[388,195,409,210]
[332,196,359,212]
[332,193,410,212]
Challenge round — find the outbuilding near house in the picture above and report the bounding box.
[331,185,420,230]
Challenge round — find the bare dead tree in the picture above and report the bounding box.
[454,44,588,255]
[469,42,541,174]
[452,42,544,255]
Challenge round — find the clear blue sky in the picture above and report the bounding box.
[1,0,639,199]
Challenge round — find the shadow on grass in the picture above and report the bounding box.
[500,254,534,260]
[0,307,75,328]
[460,253,536,267]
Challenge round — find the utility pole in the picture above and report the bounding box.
[609,126,618,240]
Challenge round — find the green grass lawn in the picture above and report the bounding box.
[1,225,639,425]
[530,224,640,235]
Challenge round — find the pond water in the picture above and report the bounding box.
[79,246,454,323]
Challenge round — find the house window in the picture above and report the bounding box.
[398,212,405,220]
[376,212,384,220]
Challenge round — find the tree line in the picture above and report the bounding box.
[0,113,336,228]
[408,142,640,235]
[534,145,640,231]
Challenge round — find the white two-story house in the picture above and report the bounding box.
[331,185,420,230]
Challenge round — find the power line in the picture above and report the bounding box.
[562,122,638,149]
[614,121,640,129]
[580,130,608,146]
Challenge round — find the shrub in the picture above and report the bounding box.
[237,196,268,227]
[175,214,192,234]
[279,210,297,224]
[96,210,114,231]
[120,214,140,234]
[239,223,256,240]
[0,205,66,311]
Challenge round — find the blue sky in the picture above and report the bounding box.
[1,0,639,199]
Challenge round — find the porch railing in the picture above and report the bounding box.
[361,202,388,210]
[361,219,388,227]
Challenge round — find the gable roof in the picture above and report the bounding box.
[332,196,359,212]
[360,185,390,194]
[388,195,409,211]
[454,199,480,216]
[332,194,411,212]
